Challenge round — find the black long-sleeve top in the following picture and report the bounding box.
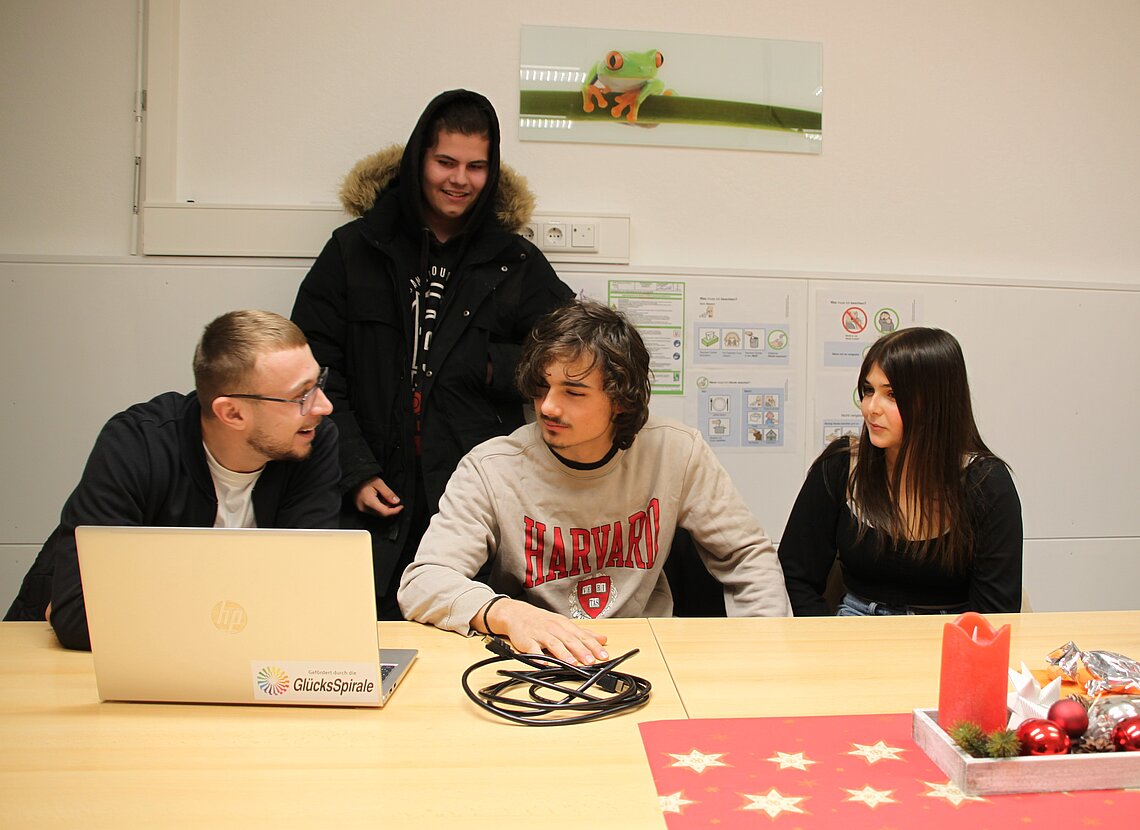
[777,439,1023,616]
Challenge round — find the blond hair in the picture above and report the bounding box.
[193,310,308,412]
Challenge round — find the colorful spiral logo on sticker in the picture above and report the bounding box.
[256,666,289,695]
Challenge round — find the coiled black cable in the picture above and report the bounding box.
[461,637,652,726]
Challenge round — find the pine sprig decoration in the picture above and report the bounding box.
[948,721,1025,758]
[948,721,989,758]
[984,728,1021,758]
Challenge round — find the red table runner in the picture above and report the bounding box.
[639,712,1136,828]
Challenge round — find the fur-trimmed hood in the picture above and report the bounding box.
[338,143,537,234]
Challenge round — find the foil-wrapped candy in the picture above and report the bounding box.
[1046,641,1140,695]
[1085,695,1140,743]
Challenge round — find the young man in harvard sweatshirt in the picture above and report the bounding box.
[399,300,790,664]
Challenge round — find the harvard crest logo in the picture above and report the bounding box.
[571,574,616,620]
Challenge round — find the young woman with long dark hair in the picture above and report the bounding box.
[778,327,1023,616]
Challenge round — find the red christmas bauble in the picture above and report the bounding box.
[1017,718,1071,755]
[1047,699,1089,738]
[1112,715,1140,751]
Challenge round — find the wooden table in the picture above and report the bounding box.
[0,619,684,828]
[649,610,1140,718]
[3,611,1137,827]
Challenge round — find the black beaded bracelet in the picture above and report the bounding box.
[481,595,507,637]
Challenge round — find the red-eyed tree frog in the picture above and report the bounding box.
[581,49,674,123]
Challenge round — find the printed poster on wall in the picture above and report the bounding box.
[685,280,803,453]
[812,289,924,453]
[519,25,822,153]
[560,277,687,397]
[607,280,686,395]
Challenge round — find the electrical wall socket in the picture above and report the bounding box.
[525,213,629,263]
[544,222,568,248]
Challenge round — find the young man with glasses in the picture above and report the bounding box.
[4,310,341,650]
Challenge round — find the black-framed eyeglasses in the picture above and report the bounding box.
[223,367,329,416]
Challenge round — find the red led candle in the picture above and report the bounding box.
[937,612,1011,734]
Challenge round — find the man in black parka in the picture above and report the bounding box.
[291,90,573,619]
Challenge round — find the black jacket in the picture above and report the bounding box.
[4,392,341,649]
[291,90,573,600]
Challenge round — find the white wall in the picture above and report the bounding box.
[5,1,1138,276]
[0,0,139,255]
[161,0,1140,284]
[2,0,1137,612]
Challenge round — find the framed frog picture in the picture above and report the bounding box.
[519,25,822,153]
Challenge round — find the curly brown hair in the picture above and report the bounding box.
[515,300,652,450]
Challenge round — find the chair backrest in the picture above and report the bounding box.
[662,527,726,617]
[823,559,847,614]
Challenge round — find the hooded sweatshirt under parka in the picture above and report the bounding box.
[291,91,573,609]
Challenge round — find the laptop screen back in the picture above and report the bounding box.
[76,526,383,706]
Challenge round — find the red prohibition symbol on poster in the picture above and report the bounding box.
[841,306,868,333]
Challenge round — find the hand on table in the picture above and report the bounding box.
[477,597,609,666]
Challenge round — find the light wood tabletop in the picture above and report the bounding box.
[0,619,683,829]
[4,611,1137,827]
[649,610,1140,719]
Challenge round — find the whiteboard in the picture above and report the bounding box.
[811,278,1140,540]
[553,268,1139,542]
[4,260,1138,542]
[2,259,1137,611]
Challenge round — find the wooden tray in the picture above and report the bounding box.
[912,708,1140,795]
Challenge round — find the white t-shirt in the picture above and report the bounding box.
[204,443,264,528]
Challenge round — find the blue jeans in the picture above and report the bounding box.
[836,592,966,617]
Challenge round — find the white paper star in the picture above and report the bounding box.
[844,785,897,808]
[847,740,906,763]
[922,780,987,806]
[1006,661,1062,729]
[668,748,728,774]
[766,751,817,771]
[741,788,808,818]
[658,791,696,814]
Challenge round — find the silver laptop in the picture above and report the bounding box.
[76,526,416,707]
